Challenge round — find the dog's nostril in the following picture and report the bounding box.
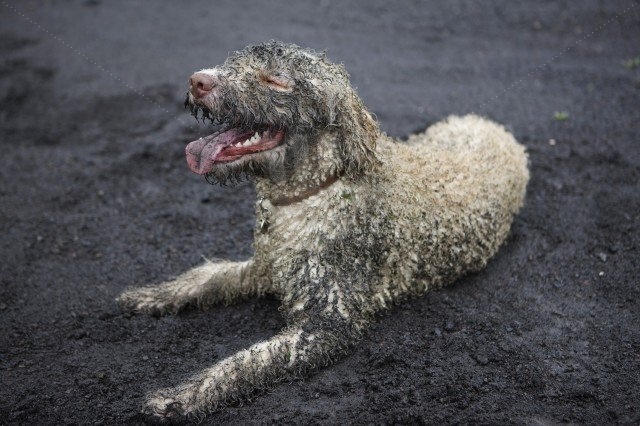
[189,73,217,98]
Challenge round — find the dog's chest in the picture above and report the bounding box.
[255,190,351,251]
[251,183,367,289]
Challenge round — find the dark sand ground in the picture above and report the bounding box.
[1,1,639,424]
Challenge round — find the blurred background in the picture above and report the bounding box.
[1,1,639,424]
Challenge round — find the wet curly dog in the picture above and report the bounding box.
[118,41,529,420]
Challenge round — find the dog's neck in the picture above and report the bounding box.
[254,131,345,205]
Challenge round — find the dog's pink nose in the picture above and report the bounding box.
[189,72,217,99]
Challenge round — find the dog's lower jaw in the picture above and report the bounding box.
[253,130,353,203]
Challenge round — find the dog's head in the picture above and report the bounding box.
[184,41,380,185]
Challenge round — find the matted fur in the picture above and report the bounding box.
[117,41,529,421]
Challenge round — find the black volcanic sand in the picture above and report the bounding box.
[1,1,639,424]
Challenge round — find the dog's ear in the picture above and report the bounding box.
[335,91,381,177]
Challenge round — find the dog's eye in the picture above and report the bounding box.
[258,70,294,91]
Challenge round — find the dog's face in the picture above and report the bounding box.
[183,42,358,185]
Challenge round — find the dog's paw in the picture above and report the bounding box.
[142,391,186,423]
[142,386,202,424]
[116,287,177,317]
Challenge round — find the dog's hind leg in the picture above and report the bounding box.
[142,317,361,420]
[117,260,262,316]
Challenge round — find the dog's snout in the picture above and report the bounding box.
[189,72,217,98]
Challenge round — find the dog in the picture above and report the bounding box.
[118,41,529,420]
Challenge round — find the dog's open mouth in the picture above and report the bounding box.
[185,127,285,175]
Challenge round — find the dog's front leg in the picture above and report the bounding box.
[117,260,263,316]
[143,318,360,420]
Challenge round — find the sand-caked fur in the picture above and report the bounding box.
[117,41,529,421]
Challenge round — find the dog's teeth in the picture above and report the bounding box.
[242,133,259,146]
[248,132,261,144]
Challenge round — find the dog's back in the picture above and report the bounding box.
[367,115,529,306]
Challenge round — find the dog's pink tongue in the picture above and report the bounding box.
[185,129,242,175]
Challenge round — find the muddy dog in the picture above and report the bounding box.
[118,41,529,420]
